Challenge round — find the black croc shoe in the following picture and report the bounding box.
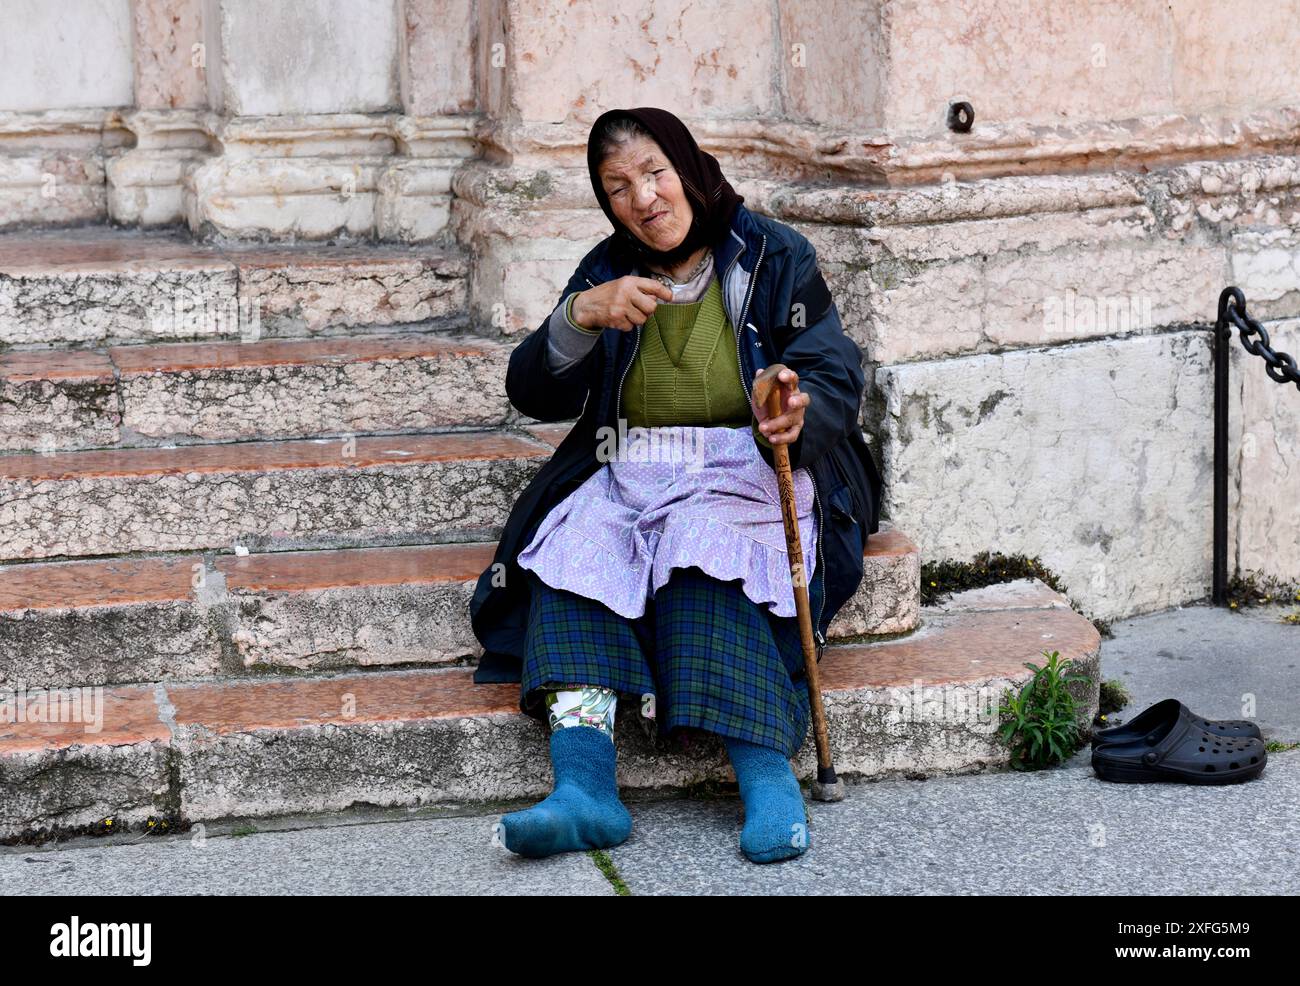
[1091,698,1261,749]
[1091,702,1268,784]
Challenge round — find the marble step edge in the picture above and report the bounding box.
[0,226,471,345]
[0,426,564,562]
[0,331,525,451]
[0,425,898,578]
[0,520,920,690]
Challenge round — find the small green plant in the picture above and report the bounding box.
[1096,678,1131,725]
[998,649,1092,770]
[921,550,1064,605]
[589,850,632,895]
[143,815,176,836]
[89,816,120,838]
[1224,570,1300,613]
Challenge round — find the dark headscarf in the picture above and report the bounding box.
[586,107,745,270]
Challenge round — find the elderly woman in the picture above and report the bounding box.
[469,107,881,864]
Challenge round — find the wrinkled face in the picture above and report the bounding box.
[598,135,693,252]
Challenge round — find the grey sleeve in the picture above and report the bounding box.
[546,291,603,374]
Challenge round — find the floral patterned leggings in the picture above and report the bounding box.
[544,685,620,738]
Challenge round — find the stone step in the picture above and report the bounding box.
[0,521,918,690]
[0,578,1100,842]
[0,430,552,562]
[0,225,468,346]
[0,333,517,451]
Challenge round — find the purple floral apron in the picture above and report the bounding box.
[516,424,818,617]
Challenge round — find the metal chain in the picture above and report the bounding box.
[1217,287,1300,389]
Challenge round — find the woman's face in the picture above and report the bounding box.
[597,135,693,252]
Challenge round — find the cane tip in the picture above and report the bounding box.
[811,779,846,801]
[811,765,847,801]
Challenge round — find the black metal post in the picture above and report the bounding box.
[1211,285,1300,605]
[1212,288,1238,605]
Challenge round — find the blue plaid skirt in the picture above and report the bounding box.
[520,564,823,759]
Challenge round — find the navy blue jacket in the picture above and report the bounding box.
[470,203,883,683]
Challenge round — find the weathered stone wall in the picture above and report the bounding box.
[0,0,1297,619]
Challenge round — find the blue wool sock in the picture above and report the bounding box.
[723,735,809,863]
[498,724,633,858]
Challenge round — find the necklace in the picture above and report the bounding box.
[647,248,711,287]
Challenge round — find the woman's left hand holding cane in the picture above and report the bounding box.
[753,366,809,446]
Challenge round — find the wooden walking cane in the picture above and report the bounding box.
[752,364,846,802]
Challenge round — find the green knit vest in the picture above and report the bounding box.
[620,275,753,429]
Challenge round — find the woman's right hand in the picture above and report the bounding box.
[571,276,674,332]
